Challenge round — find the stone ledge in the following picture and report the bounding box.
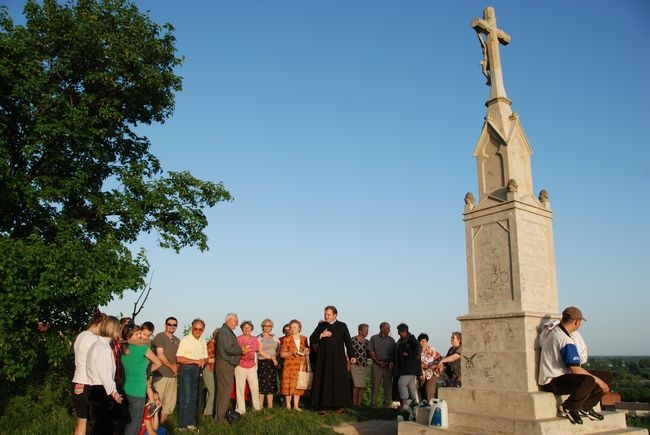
[397,410,649,435]
[439,388,610,420]
[439,388,560,420]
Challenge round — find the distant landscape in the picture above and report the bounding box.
[586,356,650,403]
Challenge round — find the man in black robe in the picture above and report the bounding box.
[310,305,357,411]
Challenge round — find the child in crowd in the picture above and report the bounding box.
[138,382,166,435]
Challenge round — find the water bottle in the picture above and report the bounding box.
[429,398,448,429]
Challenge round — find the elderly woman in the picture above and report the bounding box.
[257,318,280,408]
[437,331,462,387]
[280,319,310,411]
[235,320,261,414]
[350,323,370,407]
[418,333,442,402]
[394,323,421,410]
[86,316,124,434]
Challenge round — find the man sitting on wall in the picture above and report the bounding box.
[538,306,612,425]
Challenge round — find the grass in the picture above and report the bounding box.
[184,406,399,435]
[0,363,401,435]
[0,394,400,435]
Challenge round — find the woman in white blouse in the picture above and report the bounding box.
[86,316,123,434]
[72,310,105,435]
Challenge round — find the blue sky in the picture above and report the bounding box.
[7,1,649,355]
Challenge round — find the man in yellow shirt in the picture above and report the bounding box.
[175,319,208,431]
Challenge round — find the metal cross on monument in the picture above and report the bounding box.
[472,7,511,102]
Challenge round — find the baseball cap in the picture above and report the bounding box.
[562,306,586,321]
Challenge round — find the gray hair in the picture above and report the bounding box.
[192,318,205,327]
[225,313,238,322]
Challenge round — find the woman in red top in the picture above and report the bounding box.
[234,320,261,413]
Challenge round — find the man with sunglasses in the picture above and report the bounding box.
[153,316,181,424]
[176,318,208,432]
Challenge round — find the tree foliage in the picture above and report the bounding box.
[0,0,232,381]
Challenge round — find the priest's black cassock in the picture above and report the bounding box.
[309,319,356,409]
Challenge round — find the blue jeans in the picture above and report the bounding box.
[124,394,146,435]
[179,364,200,427]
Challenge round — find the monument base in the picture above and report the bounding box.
[398,415,647,435]
[397,389,647,434]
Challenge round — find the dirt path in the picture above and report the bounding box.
[332,419,398,435]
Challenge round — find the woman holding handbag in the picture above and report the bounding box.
[280,319,310,411]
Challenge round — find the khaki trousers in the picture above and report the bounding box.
[370,363,393,406]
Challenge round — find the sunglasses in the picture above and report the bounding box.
[192,327,204,332]
[167,323,178,327]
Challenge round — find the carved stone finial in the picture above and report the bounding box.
[464,192,475,205]
[506,179,518,192]
[538,189,549,202]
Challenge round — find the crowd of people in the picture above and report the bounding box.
[72,305,462,433]
[72,303,611,431]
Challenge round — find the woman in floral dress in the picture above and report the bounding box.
[418,333,442,401]
[280,319,310,411]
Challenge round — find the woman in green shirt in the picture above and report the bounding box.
[121,325,162,435]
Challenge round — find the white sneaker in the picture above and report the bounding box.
[146,401,160,418]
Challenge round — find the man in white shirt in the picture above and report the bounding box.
[176,318,208,431]
[538,307,611,425]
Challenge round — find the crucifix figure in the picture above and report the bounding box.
[472,7,511,101]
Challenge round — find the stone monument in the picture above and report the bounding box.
[400,6,646,434]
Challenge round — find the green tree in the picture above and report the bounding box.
[0,0,232,381]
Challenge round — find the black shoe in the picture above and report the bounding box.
[579,408,605,421]
[559,405,583,424]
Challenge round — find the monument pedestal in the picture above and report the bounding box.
[398,409,645,434]
[436,387,643,434]
[453,312,549,395]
